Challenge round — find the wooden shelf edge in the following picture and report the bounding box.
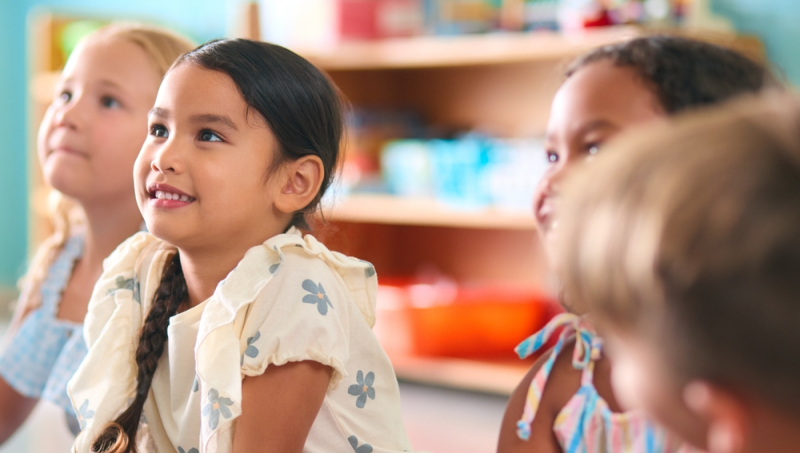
[299,26,641,70]
[391,354,530,396]
[322,194,536,230]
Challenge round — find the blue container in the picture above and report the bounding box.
[429,137,491,209]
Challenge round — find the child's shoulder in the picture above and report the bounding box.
[498,339,583,452]
[253,230,378,326]
[102,231,162,273]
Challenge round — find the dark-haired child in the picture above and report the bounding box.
[497,36,777,453]
[556,93,800,453]
[68,39,413,453]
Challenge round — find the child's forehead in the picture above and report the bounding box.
[62,36,158,87]
[159,64,239,102]
[155,64,252,124]
[547,60,664,138]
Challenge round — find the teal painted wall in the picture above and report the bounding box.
[713,0,800,85]
[0,0,236,287]
[0,1,30,287]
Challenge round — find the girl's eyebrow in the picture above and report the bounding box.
[190,114,238,131]
[98,79,125,90]
[576,119,617,136]
[149,107,170,119]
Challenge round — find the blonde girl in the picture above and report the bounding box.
[0,24,193,446]
[556,93,800,453]
[69,39,413,453]
[498,36,776,453]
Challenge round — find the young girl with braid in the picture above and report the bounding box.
[0,24,192,449]
[68,39,414,453]
[497,36,778,453]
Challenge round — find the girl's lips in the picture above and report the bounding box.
[536,198,555,232]
[147,183,196,209]
[50,146,86,157]
[149,197,193,209]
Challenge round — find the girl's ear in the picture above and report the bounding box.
[273,155,325,215]
[683,381,749,453]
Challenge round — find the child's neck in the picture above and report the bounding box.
[177,225,290,308]
[81,197,143,271]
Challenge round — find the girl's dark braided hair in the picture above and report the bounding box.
[92,39,342,453]
[93,253,187,453]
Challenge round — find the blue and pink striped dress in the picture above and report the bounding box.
[514,313,697,453]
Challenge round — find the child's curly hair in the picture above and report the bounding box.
[567,35,779,113]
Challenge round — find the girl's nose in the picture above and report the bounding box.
[53,95,86,130]
[151,141,183,174]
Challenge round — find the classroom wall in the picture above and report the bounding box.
[1,0,799,288]
[0,0,236,288]
[713,0,800,84]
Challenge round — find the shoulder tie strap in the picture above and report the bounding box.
[514,313,601,440]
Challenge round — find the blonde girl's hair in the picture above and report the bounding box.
[557,92,800,416]
[9,23,195,334]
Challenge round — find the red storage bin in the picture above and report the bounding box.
[375,278,557,359]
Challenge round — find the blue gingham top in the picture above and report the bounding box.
[0,234,87,415]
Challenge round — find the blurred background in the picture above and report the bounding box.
[0,0,798,451]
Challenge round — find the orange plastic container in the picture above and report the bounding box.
[374,278,556,359]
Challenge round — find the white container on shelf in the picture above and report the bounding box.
[258,0,339,51]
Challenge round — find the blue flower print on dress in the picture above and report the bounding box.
[202,388,234,430]
[178,448,199,453]
[107,275,140,303]
[348,435,373,453]
[302,279,333,315]
[240,331,261,365]
[360,260,376,278]
[76,399,95,429]
[269,246,284,275]
[347,370,376,409]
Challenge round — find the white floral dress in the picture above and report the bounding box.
[68,228,414,453]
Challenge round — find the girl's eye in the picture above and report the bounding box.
[587,144,600,155]
[199,130,222,142]
[546,151,559,163]
[150,124,169,138]
[59,91,72,103]
[101,96,121,109]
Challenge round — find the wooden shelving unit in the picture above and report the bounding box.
[300,26,639,70]
[325,194,536,230]
[27,13,763,392]
[300,26,764,392]
[391,354,533,396]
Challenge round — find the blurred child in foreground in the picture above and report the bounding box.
[556,92,800,453]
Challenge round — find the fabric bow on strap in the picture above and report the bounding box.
[513,313,602,440]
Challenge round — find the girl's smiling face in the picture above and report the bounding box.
[38,34,161,205]
[534,60,665,255]
[135,63,287,252]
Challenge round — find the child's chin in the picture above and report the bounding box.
[144,221,185,247]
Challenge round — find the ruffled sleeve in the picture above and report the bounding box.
[68,232,164,452]
[237,244,353,385]
[193,229,377,452]
[83,232,154,347]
